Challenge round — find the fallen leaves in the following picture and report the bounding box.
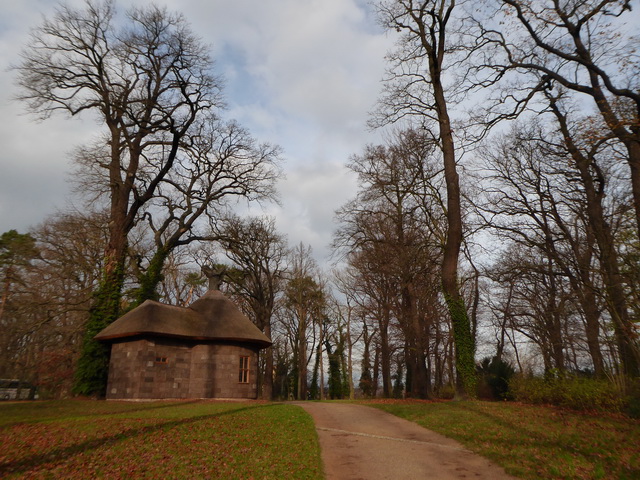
[0,400,322,479]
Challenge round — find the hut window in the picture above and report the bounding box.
[155,356,168,364]
[239,356,250,383]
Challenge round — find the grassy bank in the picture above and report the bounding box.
[0,400,322,479]
[368,400,640,480]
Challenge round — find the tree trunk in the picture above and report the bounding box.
[379,311,392,397]
[579,54,640,239]
[262,322,274,400]
[628,141,640,238]
[73,247,126,397]
[134,246,171,305]
[434,319,443,391]
[297,312,308,400]
[373,343,380,398]
[581,288,605,376]
[435,81,476,398]
[346,314,355,400]
[73,125,133,397]
[0,265,12,322]
[319,320,325,400]
[546,259,565,372]
[564,226,605,376]
[405,288,429,399]
[406,4,477,396]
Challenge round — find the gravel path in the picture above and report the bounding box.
[294,402,517,480]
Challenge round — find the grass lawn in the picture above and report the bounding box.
[367,399,640,480]
[0,400,323,479]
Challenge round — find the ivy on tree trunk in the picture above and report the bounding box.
[445,293,476,399]
[73,262,125,397]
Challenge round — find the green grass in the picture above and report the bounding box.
[367,400,640,480]
[6,398,637,479]
[0,400,323,479]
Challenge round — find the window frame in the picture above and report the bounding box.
[239,355,250,384]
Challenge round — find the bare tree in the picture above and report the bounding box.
[374,0,479,397]
[0,231,38,323]
[282,244,325,400]
[545,94,640,376]
[216,215,288,400]
[484,0,640,238]
[15,1,223,395]
[344,248,397,397]
[132,118,281,304]
[478,116,637,375]
[0,230,39,381]
[332,269,369,400]
[333,129,448,398]
[156,250,207,307]
[0,211,109,397]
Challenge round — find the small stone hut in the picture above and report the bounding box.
[95,287,271,400]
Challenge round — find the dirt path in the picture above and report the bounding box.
[294,402,517,480]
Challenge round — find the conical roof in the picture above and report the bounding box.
[95,289,271,347]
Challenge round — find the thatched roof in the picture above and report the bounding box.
[95,289,271,347]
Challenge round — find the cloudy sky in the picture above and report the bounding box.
[0,0,394,265]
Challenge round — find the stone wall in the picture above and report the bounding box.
[106,337,260,399]
[189,344,259,399]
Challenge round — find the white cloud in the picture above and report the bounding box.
[251,159,359,263]
[0,0,392,267]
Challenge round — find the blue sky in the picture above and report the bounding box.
[0,0,393,264]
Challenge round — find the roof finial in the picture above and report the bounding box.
[201,265,226,291]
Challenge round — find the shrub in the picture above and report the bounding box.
[435,384,456,400]
[509,373,627,413]
[625,378,640,418]
[477,356,515,400]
